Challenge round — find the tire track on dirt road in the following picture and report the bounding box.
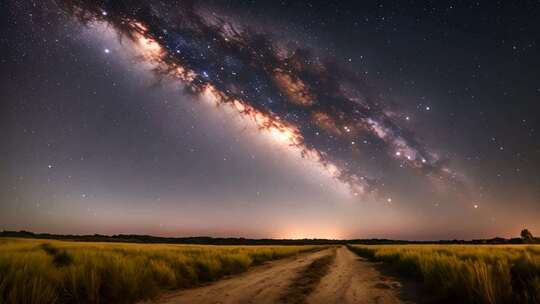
[306,246,419,304]
[155,246,420,304]
[156,248,335,304]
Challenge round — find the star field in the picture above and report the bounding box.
[1,0,539,240]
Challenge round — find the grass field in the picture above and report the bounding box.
[349,244,540,304]
[0,238,322,304]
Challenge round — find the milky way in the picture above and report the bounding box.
[56,0,459,197]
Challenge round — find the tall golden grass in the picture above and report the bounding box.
[0,238,322,304]
[349,244,540,304]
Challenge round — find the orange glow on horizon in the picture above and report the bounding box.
[276,226,345,240]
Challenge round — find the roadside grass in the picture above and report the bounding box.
[348,244,540,304]
[0,238,323,304]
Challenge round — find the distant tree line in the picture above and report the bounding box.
[1,229,538,245]
[0,230,344,245]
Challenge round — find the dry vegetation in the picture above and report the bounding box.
[349,244,540,304]
[0,238,322,304]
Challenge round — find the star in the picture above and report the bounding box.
[10,0,539,242]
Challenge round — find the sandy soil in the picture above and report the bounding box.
[155,246,420,304]
[306,246,418,304]
[156,248,334,304]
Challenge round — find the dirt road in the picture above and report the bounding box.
[306,246,416,304]
[156,246,418,304]
[156,248,334,304]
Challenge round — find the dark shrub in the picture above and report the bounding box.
[52,250,73,267]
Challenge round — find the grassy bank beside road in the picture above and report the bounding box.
[348,244,540,304]
[0,238,323,304]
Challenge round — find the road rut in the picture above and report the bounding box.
[155,246,419,304]
[156,248,334,304]
[306,246,416,304]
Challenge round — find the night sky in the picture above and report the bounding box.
[2,0,539,240]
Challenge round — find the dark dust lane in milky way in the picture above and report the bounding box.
[55,0,462,198]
